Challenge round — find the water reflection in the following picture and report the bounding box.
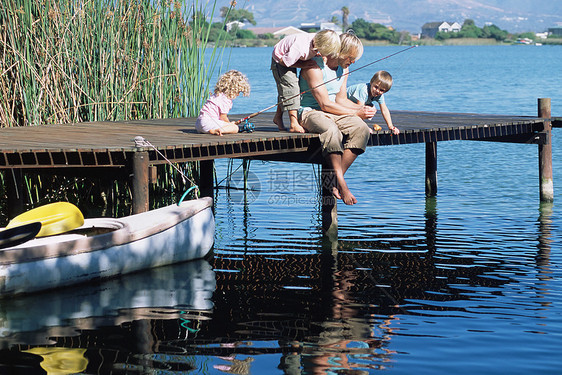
[536,202,553,272]
[0,259,215,347]
[23,347,88,375]
[0,194,559,373]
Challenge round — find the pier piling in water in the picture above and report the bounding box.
[538,98,553,202]
[425,142,438,197]
[321,163,338,247]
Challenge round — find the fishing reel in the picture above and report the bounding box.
[239,119,255,133]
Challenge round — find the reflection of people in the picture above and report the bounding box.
[294,265,397,373]
[196,70,251,136]
[213,357,254,374]
[271,30,341,133]
[347,70,400,135]
[213,342,255,374]
[298,32,376,205]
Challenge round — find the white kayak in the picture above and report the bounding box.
[0,197,215,296]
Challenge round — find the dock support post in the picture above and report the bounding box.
[132,150,149,214]
[321,162,338,247]
[425,142,438,197]
[538,98,553,202]
[199,160,214,198]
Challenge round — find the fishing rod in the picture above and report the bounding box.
[235,44,417,125]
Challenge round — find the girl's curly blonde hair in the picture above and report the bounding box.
[214,70,251,99]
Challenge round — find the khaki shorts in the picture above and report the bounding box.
[300,110,370,156]
[271,58,300,111]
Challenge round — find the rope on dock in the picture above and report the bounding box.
[133,136,199,203]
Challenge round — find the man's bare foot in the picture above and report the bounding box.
[332,186,342,200]
[340,188,357,205]
[288,123,305,133]
[334,185,357,205]
[332,185,356,204]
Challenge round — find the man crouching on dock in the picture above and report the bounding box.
[297,32,376,205]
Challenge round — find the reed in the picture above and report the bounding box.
[0,0,231,125]
[0,0,232,217]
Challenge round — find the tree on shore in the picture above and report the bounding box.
[459,19,483,38]
[350,18,405,44]
[436,19,508,41]
[220,7,256,25]
[342,6,349,32]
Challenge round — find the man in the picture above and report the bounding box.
[298,32,376,205]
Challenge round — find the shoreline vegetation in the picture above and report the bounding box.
[217,37,562,48]
[0,0,231,128]
[219,10,562,48]
[0,0,235,221]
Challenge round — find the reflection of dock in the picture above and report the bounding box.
[1,99,556,238]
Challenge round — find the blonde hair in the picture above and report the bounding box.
[214,70,250,99]
[339,31,363,61]
[370,70,393,92]
[313,29,341,58]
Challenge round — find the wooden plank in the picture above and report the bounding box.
[0,111,546,168]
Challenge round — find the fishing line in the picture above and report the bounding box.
[235,44,418,124]
[393,47,417,73]
[133,136,200,202]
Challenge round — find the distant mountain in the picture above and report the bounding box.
[218,0,562,33]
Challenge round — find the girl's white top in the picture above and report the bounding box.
[198,93,232,119]
[196,93,232,133]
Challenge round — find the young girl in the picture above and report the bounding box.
[271,29,340,133]
[196,70,251,136]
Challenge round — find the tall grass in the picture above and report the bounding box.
[0,0,231,126]
[0,0,232,219]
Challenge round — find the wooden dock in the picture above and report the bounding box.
[1,98,555,239]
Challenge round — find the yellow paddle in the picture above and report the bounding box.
[6,202,84,237]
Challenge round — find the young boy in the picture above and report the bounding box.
[347,70,400,135]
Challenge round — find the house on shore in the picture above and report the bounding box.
[245,26,305,38]
[300,22,343,34]
[548,27,562,37]
[421,21,461,38]
[226,21,245,32]
[246,22,344,39]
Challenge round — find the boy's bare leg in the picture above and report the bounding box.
[273,105,286,131]
[288,110,305,133]
[328,153,357,205]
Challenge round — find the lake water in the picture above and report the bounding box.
[1,45,561,374]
